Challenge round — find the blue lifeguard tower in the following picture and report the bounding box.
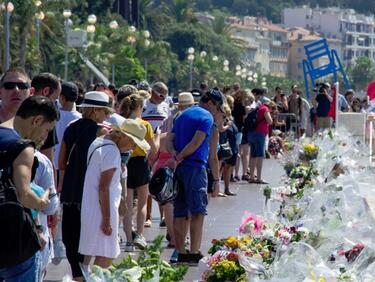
[302,38,350,99]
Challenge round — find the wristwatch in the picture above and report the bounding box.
[35,225,45,233]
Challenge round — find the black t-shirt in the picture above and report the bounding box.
[232,103,246,132]
[60,118,100,204]
[40,127,58,151]
[315,94,331,117]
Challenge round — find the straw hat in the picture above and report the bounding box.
[175,92,195,106]
[77,91,113,111]
[112,119,150,152]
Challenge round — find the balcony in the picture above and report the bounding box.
[271,40,289,48]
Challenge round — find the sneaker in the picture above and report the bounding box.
[144,219,152,228]
[124,242,135,252]
[159,218,166,228]
[170,249,179,264]
[131,230,137,240]
[134,234,147,250]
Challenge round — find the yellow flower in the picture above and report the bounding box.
[241,235,252,244]
[225,236,240,249]
[318,276,326,282]
[303,143,319,154]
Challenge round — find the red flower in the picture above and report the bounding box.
[227,252,239,262]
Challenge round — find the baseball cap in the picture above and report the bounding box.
[208,88,225,113]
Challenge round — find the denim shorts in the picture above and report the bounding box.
[0,255,37,282]
[173,164,208,217]
[248,131,266,158]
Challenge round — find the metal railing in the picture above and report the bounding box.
[273,113,300,139]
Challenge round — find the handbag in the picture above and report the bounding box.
[0,139,42,268]
[218,141,233,161]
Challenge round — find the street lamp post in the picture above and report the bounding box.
[35,12,45,55]
[109,20,119,85]
[63,9,72,80]
[35,1,43,60]
[187,47,195,90]
[143,30,150,81]
[4,2,14,71]
[87,14,97,84]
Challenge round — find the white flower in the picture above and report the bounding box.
[262,229,274,239]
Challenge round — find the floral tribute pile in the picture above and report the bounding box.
[200,130,375,281]
[65,236,188,282]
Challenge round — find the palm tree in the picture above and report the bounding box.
[162,0,194,23]
[210,14,232,36]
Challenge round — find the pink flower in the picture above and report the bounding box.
[239,211,264,235]
[201,271,209,281]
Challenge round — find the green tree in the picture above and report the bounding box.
[348,56,375,91]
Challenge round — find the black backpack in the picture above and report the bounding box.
[244,107,260,133]
[0,139,41,268]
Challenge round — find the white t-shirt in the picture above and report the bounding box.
[54,109,81,168]
[142,99,171,132]
[79,138,122,258]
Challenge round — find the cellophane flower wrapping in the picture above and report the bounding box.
[202,129,375,281]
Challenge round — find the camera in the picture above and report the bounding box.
[316,82,330,94]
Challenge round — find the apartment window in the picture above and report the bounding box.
[298,62,302,69]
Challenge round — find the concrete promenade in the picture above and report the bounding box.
[45,158,284,281]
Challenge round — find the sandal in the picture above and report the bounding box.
[256,179,269,184]
[242,175,250,181]
[248,178,257,184]
[224,190,237,196]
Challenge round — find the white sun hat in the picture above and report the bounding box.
[112,119,150,152]
[174,92,196,106]
[77,91,113,111]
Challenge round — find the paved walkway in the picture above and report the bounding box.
[45,158,284,281]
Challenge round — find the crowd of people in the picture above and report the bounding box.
[0,66,368,281]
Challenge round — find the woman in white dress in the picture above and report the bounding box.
[79,119,150,268]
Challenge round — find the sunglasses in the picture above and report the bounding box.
[2,81,30,90]
[153,89,167,99]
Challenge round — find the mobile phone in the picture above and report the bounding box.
[48,192,57,199]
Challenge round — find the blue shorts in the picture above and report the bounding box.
[248,131,266,158]
[173,164,208,217]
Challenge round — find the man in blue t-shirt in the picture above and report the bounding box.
[167,89,224,264]
[314,83,333,130]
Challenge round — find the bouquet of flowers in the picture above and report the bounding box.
[300,143,319,161]
[239,212,264,236]
[85,236,187,282]
[201,250,247,282]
